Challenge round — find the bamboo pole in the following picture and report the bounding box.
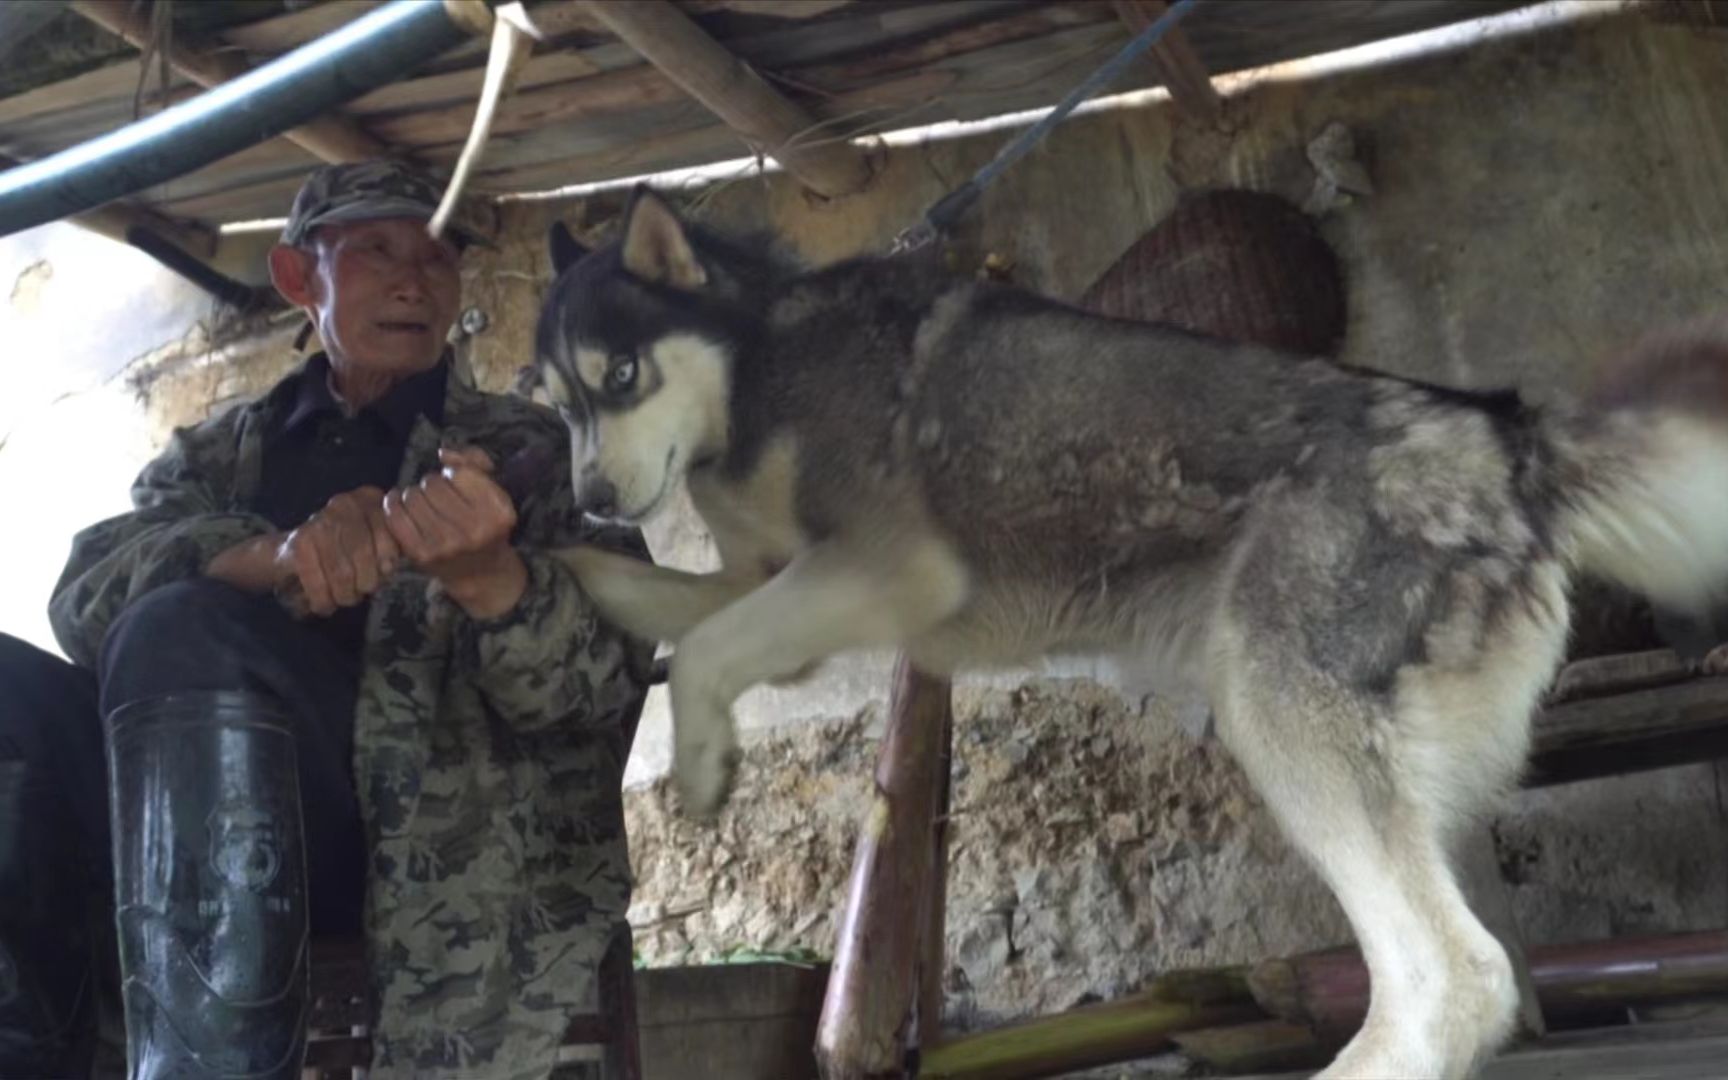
[1249,929,1728,1042]
[815,658,952,1079]
[920,930,1728,1079]
[580,0,873,198]
[918,969,1262,1080]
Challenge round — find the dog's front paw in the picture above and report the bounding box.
[669,673,740,820]
[673,723,739,820]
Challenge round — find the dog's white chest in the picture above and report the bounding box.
[689,436,807,577]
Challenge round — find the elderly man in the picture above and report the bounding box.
[0,160,651,1079]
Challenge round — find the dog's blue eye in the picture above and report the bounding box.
[606,354,638,393]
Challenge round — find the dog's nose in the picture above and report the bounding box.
[581,478,618,518]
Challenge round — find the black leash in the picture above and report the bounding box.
[890,0,1204,255]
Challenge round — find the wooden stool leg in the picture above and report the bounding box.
[815,658,952,1079]
[603,927,644,1080]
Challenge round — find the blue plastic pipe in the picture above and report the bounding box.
[0,0,484,239]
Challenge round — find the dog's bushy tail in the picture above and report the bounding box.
[1560,316,1728,615]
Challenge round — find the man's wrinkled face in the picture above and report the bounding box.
[300,218,462,376]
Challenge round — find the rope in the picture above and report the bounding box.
[890,0,1204,254]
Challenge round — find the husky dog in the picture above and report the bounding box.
[536,187,1728,1078]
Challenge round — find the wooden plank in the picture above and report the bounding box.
[0,56,192,129]
[522,0,861,41]
[346,49,606,116]
[0,0,1544,223]
[1549,649,1695,703]
[468,17,1125,190]
[420,13,1120,177]
[0,85,208,154]
[415,0,1521,197]
[581,0,872,198]
[71,0,391,164]
[1177,0,1534,78]
[776,2,1109,94]
[453,68,955,193]
[369,63,688,146]
[367,3,1019,147]
[218,0,387,55]
[1113,0,1220,119]
[1526,676,1728,786]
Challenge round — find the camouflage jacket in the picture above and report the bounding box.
[50,354,654,1079]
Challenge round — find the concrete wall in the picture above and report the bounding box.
[4,2,1726,1042]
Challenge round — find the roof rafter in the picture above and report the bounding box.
[1112,0,1220,120]
[579,0,872,199]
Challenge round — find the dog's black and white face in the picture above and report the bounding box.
[534,190,733,523]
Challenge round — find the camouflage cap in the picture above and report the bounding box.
[280,159,490,248]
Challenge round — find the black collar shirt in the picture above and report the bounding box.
[252,351,449,657]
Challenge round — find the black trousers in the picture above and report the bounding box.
[0,577,368,935]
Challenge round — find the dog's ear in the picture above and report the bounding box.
[620,185,707,290]
[548,221,589,276]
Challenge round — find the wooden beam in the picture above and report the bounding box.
[0,152,214,256]
[523,0,856,41]
[1111,0,1220,119]
[1527,674,1728,787]
[69,0,393,164]
[579,0,872,198]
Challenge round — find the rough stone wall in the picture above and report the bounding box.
[626,682,1355,1030]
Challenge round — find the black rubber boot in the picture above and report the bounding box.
[106,691,309,1080]
[0,758,97,1079]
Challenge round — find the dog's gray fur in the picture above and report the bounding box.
[536,188,1728,1079]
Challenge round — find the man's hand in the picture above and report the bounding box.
[206,487,400,616]
[383,446,527,619]
[280,487,400,616]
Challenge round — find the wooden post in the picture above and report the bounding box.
[815,657,952,1078]
[917,695,955,1052]
[1110,0,1220,120]
[580,0,873,198]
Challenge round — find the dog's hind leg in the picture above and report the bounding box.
[1208,585,1566,1079]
